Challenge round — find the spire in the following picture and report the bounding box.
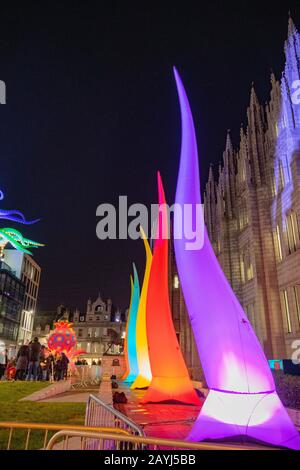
[288,11,297,38]
[208,164,214,182]
[250,82,259,108]
[225,129,233,154]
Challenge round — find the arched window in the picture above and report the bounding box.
[286,210,299,254]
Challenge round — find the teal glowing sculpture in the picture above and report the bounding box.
[123,263,140,383]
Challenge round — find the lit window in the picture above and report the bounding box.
[293,286,300,329]
[241,249,253,282]
[240,159,246,183]
[275,123,279,137]
[279,161,285,190]
[286,211,299,254]
[245,304,255,329]
[239,198,249,231]
[282,290,292,333]
[240,254,245,283]
[273,225,283,262]
[246,259,254,281]
[173,275,179,289]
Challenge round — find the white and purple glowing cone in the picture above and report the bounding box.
[173,66,300,450]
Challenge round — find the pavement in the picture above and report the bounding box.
[110,382,203,440]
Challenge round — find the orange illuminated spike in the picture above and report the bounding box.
[142,172,200,404]
[121,275,133,381]
[131,227,153,389]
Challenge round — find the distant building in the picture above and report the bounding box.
[170,17,300,380]
[4,250,41,345]
[0,259,25,357]
[72,294,125,362]
[33,305,71,345]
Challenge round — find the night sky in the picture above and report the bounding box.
[0,2,299,313]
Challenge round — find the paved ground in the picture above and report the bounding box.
[113,382,203,440]
[40,385,99,403]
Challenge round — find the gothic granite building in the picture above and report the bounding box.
[170,16,300,380]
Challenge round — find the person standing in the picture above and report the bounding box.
[16,343,30,380]
[38,345,47,380]
[46,351,55,381]
[61,352,69,380]
[27,337,41,381]
[0,348,6,379]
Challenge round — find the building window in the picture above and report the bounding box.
[87,342,91,353]
[217,236,221,254]
[240,249,254,283]
[240,160,246,183]
[285,155,291,182]
[282,290,292,333]
[246,257,254,281]
[173,275,179,289]
[293,286,300,329]
[239,199,249,231]
[87,327,92,338]
[271,174,277,197]
[240,254,245,283]
[279,160,285,191]
[245,304,255,327]
[78,329,82,338]
[275,123,279,137]
[286,211,299,254]
[273,225,283,262]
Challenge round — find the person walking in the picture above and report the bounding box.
[27,337,41,381]
[16,343,30,380]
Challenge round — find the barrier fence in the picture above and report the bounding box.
[84,394,145,449]
[71,365,102,388]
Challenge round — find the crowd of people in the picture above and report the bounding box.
[0,337,69,381]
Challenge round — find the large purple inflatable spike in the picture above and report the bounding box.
[173,66,300,450]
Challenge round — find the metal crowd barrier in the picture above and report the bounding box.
[71,365,102,389]
[84,394,145,449]
[0,421,129,450]
[46,430,275,451]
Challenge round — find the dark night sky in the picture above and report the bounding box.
[0,1,299,313]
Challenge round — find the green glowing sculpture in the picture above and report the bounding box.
[0,188,44,259]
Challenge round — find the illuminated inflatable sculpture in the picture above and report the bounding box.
[131,227,153,389]
[142,172,200,405]
[0,189,43,259]
[47,320,85,362]
[173,67,300,449]
[121,275,133,380]
[48,320,77,354]
[123,264,140,383]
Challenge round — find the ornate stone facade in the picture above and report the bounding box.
[72,294,125,360]
[170,17,300,380]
